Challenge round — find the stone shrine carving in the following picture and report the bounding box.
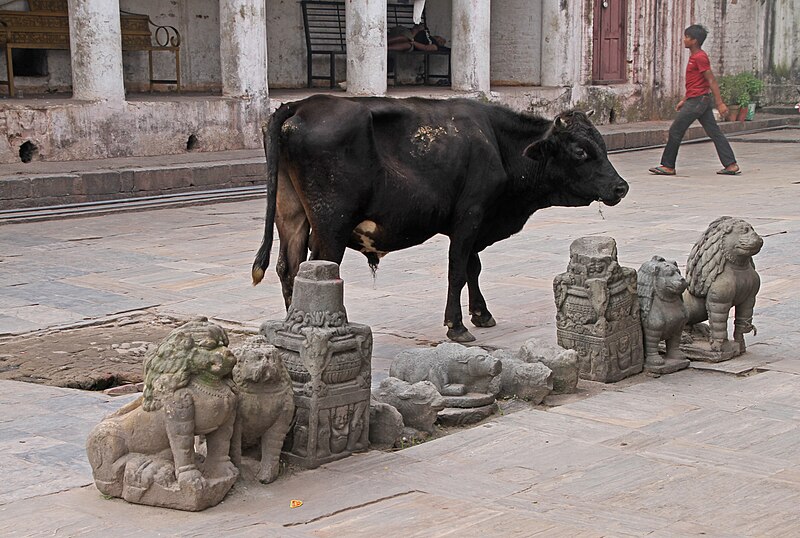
[85,318,239,511]
[554,237,643,382]
[637,256,690,374]
[261,261,371,468]
[681,216,763,361]
[229,336,295,484]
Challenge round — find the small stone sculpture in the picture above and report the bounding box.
[493,350,553,403]
[229,336,295,484]
[373,377,445,434]
[390,342,502,397]
[517,338,579,394]
[369,399,405,448]
[262,261,372,468]
[554,237,644,382]
[390,343,502,426]
[637,256,690,374]
[86,318,239,511]
[682,217,763,361]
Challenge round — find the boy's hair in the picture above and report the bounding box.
[684,24,708,46]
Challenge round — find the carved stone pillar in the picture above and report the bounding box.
[553,237,644,383]
[68,0,125,101]
[345,0,387,96]
[262,261,372,468]
[219,0,268,98]
[450,0,490,95]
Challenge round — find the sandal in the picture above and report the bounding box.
[649,166,676,176]
[716,167,741,175]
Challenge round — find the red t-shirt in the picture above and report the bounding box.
[685,50,711,98]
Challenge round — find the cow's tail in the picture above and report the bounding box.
[252,102,296,286]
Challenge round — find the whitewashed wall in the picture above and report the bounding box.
[490,0,542,85]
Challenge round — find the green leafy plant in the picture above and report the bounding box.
[736,72,763,107]
[717,74,737,105]
[719,72,763,108]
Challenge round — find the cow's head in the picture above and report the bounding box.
[523,110,629,207]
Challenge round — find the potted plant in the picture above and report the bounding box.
[735,72,763,120]
[717,74,739,121]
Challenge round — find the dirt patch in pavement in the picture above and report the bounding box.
[0,313,254,390]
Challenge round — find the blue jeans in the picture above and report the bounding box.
[660,94,736,169]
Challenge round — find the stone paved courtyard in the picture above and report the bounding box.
[0,129,799,535]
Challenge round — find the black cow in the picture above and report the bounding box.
[252,95,628,342]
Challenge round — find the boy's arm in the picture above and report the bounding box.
[704,70,729,117]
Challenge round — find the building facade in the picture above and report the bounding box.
[1,0,797,164]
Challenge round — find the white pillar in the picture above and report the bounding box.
[451,0,490,94]
[219,0,268,98]
[67,0,125,101]
[346,0,386,96]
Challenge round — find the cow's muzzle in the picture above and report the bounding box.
[600,178,629,206]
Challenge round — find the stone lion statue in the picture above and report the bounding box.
[683,217,763,354]
[85,318,239,511]
[637,256,688,367]
[229,336,295,484]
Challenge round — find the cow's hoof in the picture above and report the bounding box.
[447,328,476,343]
[470,313,496,328]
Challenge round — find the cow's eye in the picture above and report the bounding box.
[574,147,588,160]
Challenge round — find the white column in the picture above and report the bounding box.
[219,0,268,98]
[346,0,386,96]
[67,0,125,101]
[451,0,490,94]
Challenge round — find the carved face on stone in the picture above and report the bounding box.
[659,261,688,296]
[587,258,609,276]
[467,354,502,377]
[729,220,764,257]
[232,345,281,386]
[189,326,237,379]
[332,406,351,431]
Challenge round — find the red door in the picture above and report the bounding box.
[592,0,627,84]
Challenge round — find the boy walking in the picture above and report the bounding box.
[649,25,740,176]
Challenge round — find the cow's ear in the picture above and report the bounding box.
[523,138,553,161]
[586,109,595,118]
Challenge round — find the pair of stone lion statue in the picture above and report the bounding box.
[638,216,763,363]
[86,318,294,511]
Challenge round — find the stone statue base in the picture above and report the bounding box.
[680,342,741,363]
[558,325,643,383]
[679,325,742,362]
[437,402,498,427]
[441,392,496,408]
[281,381,370,468]
[644,356,690,375]
[119,456,238,512]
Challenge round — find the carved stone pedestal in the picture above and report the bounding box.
[680,331,742,363]
[645,356,691,374]
[554,237,644,383]
[261,261,372,469]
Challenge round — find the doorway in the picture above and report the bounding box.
[592,0,627,84]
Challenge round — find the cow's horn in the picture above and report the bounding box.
[586,109,595,117]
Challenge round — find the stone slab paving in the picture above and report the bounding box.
[2,367,799,536]
[0,134,799,535]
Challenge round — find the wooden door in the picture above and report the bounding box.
[592,0,627,84]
